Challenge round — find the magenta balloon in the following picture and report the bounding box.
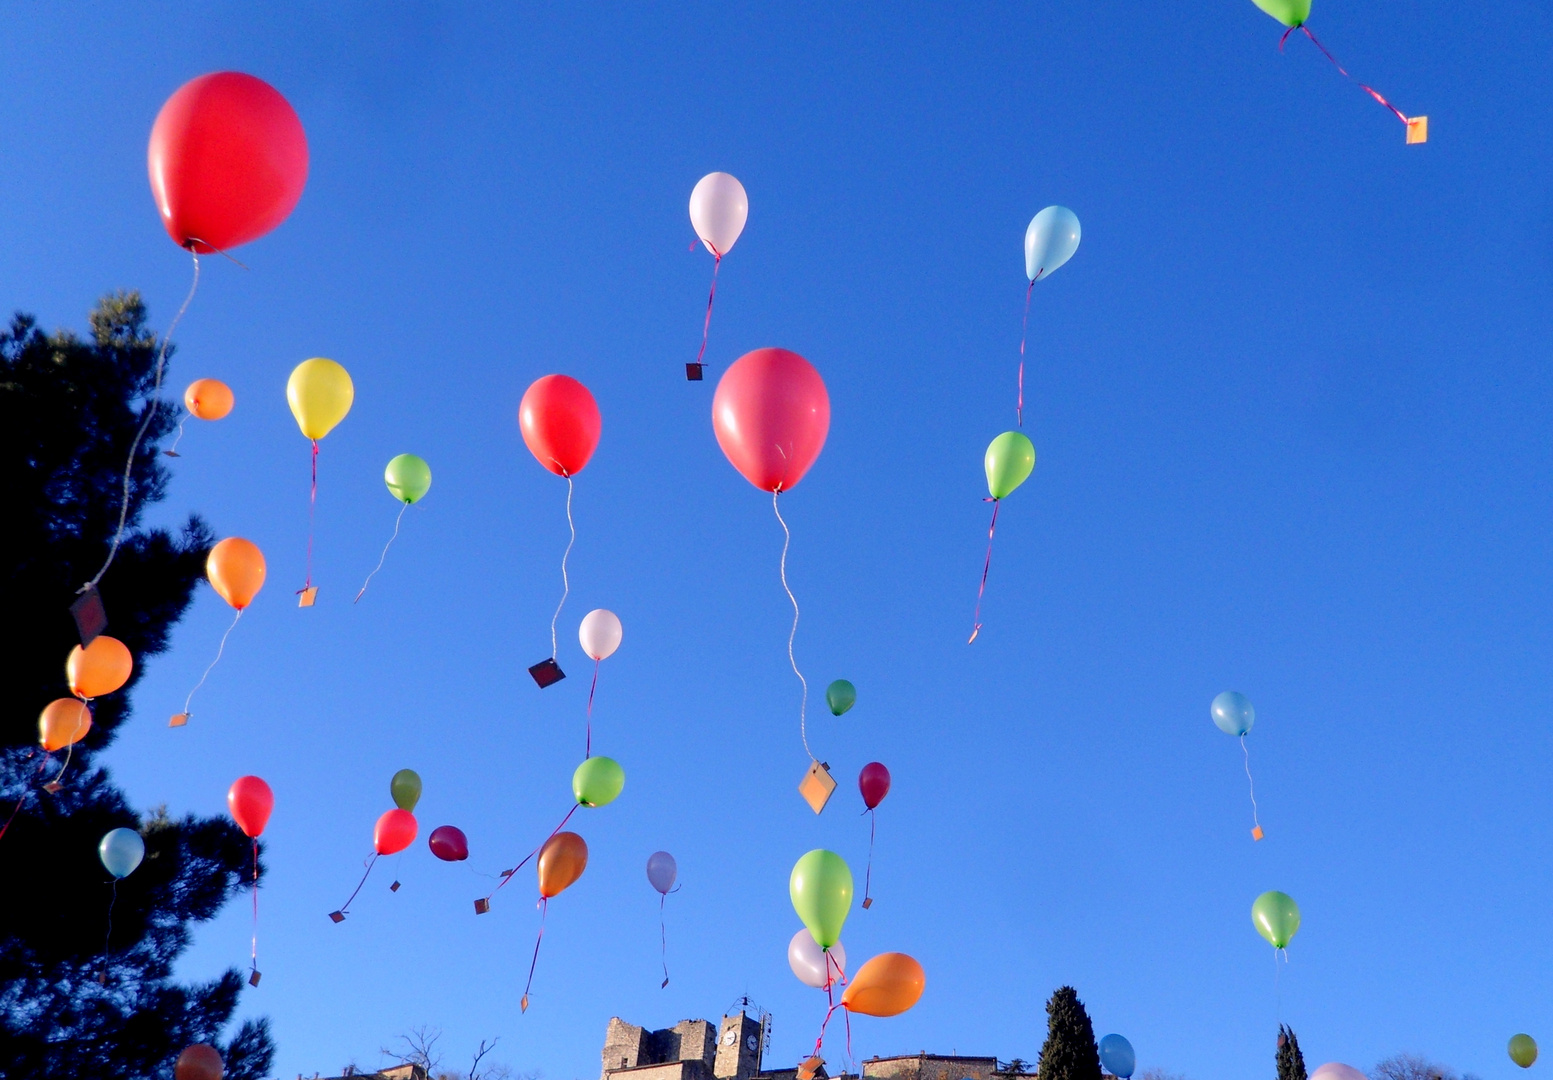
[427,825,468,862]
[859,761,891,809]
[647,850,677,894]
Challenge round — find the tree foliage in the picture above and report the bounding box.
[1036,986,1103,1080]
[1277,1026,1307,1080]
[0,294,272,1078]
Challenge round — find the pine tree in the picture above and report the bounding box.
[1036,986,1103,1080]
[1277,1026,1307,1080]
[0,294,273,1077]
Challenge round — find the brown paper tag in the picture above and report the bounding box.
[390,880,401,892]
[1406,116,1428,144]
[862,897,874,909]
[163,449,181,458]
[297,586,318,607]
[42,781,62,794]
[528,658,566,688]
[474,897,491,914]
[686,363,705,381]
[328,910,346,923]
[798,760,837,814]
[70,586,108,647]
[798,1056,826,1080]
[168,713,189,728]
[249,970,262,987]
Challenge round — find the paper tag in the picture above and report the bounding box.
[328,910,346,923]
[686,363,705,381]
[297,586,318,607]
[390,880,401,892]
[474,897,491,914]
[862,897,874,910]
[1252,825,1265,841]
[249,970,262,987]
[528,658,566,688]
[168,713,189,728]
[70,586,108,647]
[798,760,837,814]
[798,1056,826,1080]
[163,449,181,458]
[1406,116,1428,144]
[520,994,530,1013]
[661,977,670,988]
[42,781,62,794]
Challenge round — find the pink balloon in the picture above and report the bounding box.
[428,825,468,862]
[859,762,891,809]
[712,348,830,492]
[1311,1066,1367,1080]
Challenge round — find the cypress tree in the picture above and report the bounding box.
[1037,986,1104,1080]
[1277,1025,1308,1080]
[0,294,273,1077]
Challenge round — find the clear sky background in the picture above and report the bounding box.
[4,3,1552,1079]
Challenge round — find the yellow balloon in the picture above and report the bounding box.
[286,358,354,440]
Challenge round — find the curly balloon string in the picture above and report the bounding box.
[550,474,576,659]
[968,498,1001,643]
[332,851,380,920]
[164,411,191,457]
[520,896,548,1013]
[694,253,722,373]
[298,439,319,599]
[1241,734,1263,840]
[773,490,814,761]
[585,658,600,759]
[175,607,243,724]
[483,803,578,904]
[355,500,409,603]
[1279,24,1416,130]
[84,251,201,594]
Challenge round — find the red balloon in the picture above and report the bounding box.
[712,348,830,492]
[428,825,469,862]
[148,72,308,253]
[519,375,601,477]
[859,761,891,809]
[374,808,418,856]
[227,776,274,838]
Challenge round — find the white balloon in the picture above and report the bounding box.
[787,928,845,990]
[1311,1065,1367,1080]
[689,172,748,258]
[579,609,623,661]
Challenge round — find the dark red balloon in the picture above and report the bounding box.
[712,348,830,492]
[519,375,602,477]
[428,824,469,862]
[226,775,273,838]
[859,762,891,810]
[148,72,309,252]
[175,1043,224,1080]
[374,808,418,856]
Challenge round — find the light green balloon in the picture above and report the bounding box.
[789,849,853,949]
[384,453,432,504]
[1250,0,1310,28]
[390,768,422,812]
[573,756,625,808]
[985,432,1035,500]
[1509,1035,1538,1069]
[1252,890,1301,949]
[825,680,856,716]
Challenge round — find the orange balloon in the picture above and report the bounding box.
[537,831,588,898]
[66,635,133,698]
[174,1043,224,1080]
[841,952,925,1017]
[39,698,92,751]
[206,537,266,610]
[184,379,234,420]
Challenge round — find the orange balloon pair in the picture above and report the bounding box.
[538,831,588,898]
[208,537,266,609]
[841,952,926,1017]
[185,379,234,420]
[66,635,133,698]
[39,698,92,751]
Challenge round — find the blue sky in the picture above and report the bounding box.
[4,3,1553,1079]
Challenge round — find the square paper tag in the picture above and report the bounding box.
[686,363,705,381]
[1406,116,1428,144]
[168,713,189,728]
[798,760,837,814]
[328,910,346,923]
[1252,825,1265,841]
[297,586,318,608]
[70,586,108,647]
[528,658,566,688]
[249,970,262,987]
[474,898,491,914]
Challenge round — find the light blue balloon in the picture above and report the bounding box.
[1099,1034,1135,1079]
[98,827,145,879]
[1211,690,1255,736]
[1024,206,1081,281]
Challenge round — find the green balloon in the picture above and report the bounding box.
[984,432,1035,500]
[825,680,856,716]
[1251,890,1301,949]
[1249,0,1310,28]
[789,849,853,949]
[384,453,432,504]
[390,768,422,812]
[1509,1035,1538,1068]
[573,756,625,808]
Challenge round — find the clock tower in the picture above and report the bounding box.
[713,1005,766,1080]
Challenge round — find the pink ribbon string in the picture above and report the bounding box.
[1283,24,1412,127]
[969,499,1002,643]
[862,807,876,907]
[484,803,578,903]
[300,439,318,595]
[250,839,260,977]
[522,896,549,1008]
[695,254,722,370]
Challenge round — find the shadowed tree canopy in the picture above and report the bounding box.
[1037,986,1102,1080]
[0,293,273,1077]
[1277,1026,1307,1080]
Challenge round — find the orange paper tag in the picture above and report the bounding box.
[168,713,188,728]
[1406,116,1428,144]
[798,760,837,814]
[1252,825,1265,841]
[798,1056,826,1080]
[520,994,530,1013]
[42,781,62,794]
[297,586,318,607]
[862,897,874,909]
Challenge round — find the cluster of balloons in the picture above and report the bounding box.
[34,633,136,789]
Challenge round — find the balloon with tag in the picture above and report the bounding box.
[789,927,846,990]
[356,454,432,602]
[331,806,418,923]
[1213,690,1265,840]
[648,851,679,987]
[578,608,622,754]
[521,831,590,1011]
[858,762,891,910]
[171,538,266,728]
[686,172,749,380]
[166,378,234,456]
[227,776,271,984]
[428,825,468,862]
[286,358,354,606]
[1099,1035,1135,1080]
[970,431,1037,643]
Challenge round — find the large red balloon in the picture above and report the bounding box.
[227,776,274,838]
[712,348,830,492]
[148,72,309,252]
[374,808,418,856]
[428,825,469,862]
[519,375,601,477]
[859,761,891,810]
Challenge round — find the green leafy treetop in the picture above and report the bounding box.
[0,293,274,1077]
[1037,986,1103,1080]
[1277,1026,1308,1080]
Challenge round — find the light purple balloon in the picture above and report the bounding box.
[647,850,677,894]
[1311,1065,1367,1080]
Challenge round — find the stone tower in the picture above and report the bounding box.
[713,1010,764,1080]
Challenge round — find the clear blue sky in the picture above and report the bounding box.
[4,3,1552,1079]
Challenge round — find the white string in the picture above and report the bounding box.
[355,501,409,603]
[1241,734,1262,832]
[181,608,243,717]
[164,412,190,456]
[86,252,201,590]
[773,490,814,762]
[550,474,575,658]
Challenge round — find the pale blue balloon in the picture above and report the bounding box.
[1024,206,1081,281]
[98,827,145,879]
[1211,690,1255,736]
[1099,1034,1135,1079]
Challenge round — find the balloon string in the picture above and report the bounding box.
[1017,278,1035,427]
[522,896,549,1008]
[1,754,45,844]
[336,851,379,916]
[165,412,190,456]
[48,700,92,788]
[659,892,670,987]
[1274,946,1283,1025]
[1241,735,1262,835]
[101,879,118,983]
[301,439,318,593]
[969,499,1001,643]
[585,658,599,759]
[486,803,578,902]
[550,475,575,659]
[773,491,814,762]
[85,251,201,591]
[180,607,243,718]
[1281,24,1413,126]
[695,254,722,370]
[355,501,409,603]
[863,807,876,907]
[251,838,260,974]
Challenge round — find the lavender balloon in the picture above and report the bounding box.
[646,851,677,895]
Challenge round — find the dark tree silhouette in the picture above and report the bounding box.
[1036,986,1103,1080]
[1277,1026,1307,1080]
